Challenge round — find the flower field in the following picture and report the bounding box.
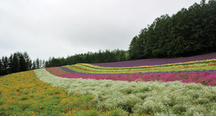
[0,71,128,116]
[91,52,216,67]
[46,59,216,86]
[1,57,216,116]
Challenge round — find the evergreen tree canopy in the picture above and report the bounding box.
[129,0,216,59]
[0,51,45,75]
[0,59,3,75]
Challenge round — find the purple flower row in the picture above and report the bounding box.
[91,53,216,67]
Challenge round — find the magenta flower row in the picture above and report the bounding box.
[46,67,216,86]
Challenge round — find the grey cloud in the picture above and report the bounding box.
[0,0,203,60]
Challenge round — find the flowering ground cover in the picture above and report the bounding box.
[91,52,216,67]
[46,67,216,86]
[39,57,216,116]
[45,59,216,86]
[2,54,216,116]
[64,62,216,74]
[82,59,216,69]
[35,68,216,116]
[0,70,129,116]
[62,59,216,74]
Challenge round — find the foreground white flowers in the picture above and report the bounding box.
[35,68,216,116]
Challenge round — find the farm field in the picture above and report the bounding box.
[1,55,216,116]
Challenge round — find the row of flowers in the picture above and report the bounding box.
[35,68,216,116]
[78,59,216,70]
[63,62,216,74]
[46,66,216,86]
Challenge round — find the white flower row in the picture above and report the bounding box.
[34,68,216,116]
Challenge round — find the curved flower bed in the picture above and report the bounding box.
[63,61,216,74]
[46,67,216,86]
[36,58,216,115]
[35,68,216,116]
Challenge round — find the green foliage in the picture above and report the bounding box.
[45,49,128,67]
[0,59,3,75]
[1,56,10,74]
[129,0,216,59]
[12,53,19,73]
[19,54,26,71]
[0,51,45,75]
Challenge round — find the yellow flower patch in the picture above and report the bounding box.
[0,70,129,116]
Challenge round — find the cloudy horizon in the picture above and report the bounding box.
[0,0,204,61]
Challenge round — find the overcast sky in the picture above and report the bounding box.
[0,0,204,61]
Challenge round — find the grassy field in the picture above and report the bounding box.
[1,57,216,116]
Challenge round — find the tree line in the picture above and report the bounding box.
[45,49,129,67]
[0,49,128,75]
[0,51,45,76]
[129,0,216,60]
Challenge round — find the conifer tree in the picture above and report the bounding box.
[23,51,32,70]
[19,54,26,71]
[2,56,9,74]
[12,53,19,73]
[0,59,3,75]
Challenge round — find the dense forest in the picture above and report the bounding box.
[1,0,216,74]
[129,0,216,60]
[0,52,45,76]
[45,49,129,67]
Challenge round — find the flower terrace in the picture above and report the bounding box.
[1,57,216,116]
